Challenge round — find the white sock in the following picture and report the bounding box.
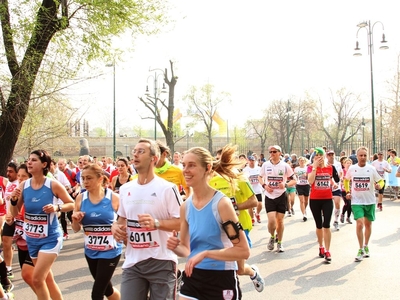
[334,209,340,221]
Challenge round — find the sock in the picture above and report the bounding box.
[334,208,340,221]
[250,270,257,279]
[5,266,11,272]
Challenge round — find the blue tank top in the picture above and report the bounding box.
[23,178,61,245]
[186,191,237,270]
[80,189,122,259]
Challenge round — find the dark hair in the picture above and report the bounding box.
[117,158,132,174]
[7,161,18,172]
[18,164,32,178]
[31,149,52,175]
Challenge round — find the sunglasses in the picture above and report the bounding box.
[269,151,278,154]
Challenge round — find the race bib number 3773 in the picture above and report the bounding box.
[24,213,48,239]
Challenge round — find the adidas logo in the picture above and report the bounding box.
[151,193,157,197]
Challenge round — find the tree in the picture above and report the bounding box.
[246,114,269,155]
[309,88,363,154]
[0,0,167,173]
[184,83,230,152]
[138,60,178,151]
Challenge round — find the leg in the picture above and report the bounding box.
[31,253,59,300]
[60,212,68,236]
[2,236,13,274]
[355,218,365,249]
[267,212,277,237]
[364,218,372,246]
[299,195,305,215]
[275,212,285,242]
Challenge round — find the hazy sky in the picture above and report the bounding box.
[72,0,400,134]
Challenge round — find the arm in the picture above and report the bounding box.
[111,192,120,211]
[237,194,257,210]
[52,180,75,212]
[111,215,128,244]
[167,202,190,258]
[71,194,84,232]
[110,176,117,191]
[10,182,24,217]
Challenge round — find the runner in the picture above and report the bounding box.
[344,147,384,262]
[340,158,353,224]
[167,146,251,299]
[294,157,310,222]
[258,145,296,252]
[307,147,340,263]
[371,151,391,211]
[326,150,343,231]
[243,155,263,224]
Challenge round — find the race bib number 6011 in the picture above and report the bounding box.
[127,219,160,249]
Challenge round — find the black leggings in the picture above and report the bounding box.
[85,254,121,300]
[60,211,73,234]
[310,199,333,229]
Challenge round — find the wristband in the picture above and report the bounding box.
[262,183,267,189]
[10,199,18,206]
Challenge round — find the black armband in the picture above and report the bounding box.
[10,199,18,206]
[222,220,243,240]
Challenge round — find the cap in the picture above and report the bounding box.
[326,150,335,155]
[268,145,282,152]
[248,155,255,161]
[378,151,383,154]
[314,147,325,155]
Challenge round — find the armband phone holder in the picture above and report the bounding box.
[222,220,243,240]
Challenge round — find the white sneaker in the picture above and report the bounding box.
[250,265,265,292]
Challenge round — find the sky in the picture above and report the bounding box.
[70,0,400,135]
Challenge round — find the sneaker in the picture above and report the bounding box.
[275,235,279,243]
[252,218,255,225]
[176,269,183,292]
[378,203,382,211]
[63,233,69,240]
[333,221,339,231]
[250,265,264,292]
[324,251,331,262]
[319,247,325,258]
[355,249,364,262]
[363,245,370,258]
[287,210,292,217]
[291,208,295,215]
[303,215,307,222]
[6,270,13,280]
[2,282,14,293]
[346,217,353,224]
[340,214,345,223]
[256,214,261,223]
[4,292,14,299]
[267,237,275,251]
[277,243,285,252]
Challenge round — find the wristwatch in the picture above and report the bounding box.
[154,219,160,229]
[57,204,62,212]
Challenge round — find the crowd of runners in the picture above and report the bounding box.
[0,141,397,299]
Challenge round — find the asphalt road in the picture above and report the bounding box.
[10,195,400,299]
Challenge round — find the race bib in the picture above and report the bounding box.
[24,213,48,239]
[267,176,283,189]
[353,177,370,191]
[83,224,115,251]
[127,219,160,249]
[249,175,259,185]
[315,175,330,190]
[14,219,26,240]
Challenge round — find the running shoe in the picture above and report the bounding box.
[346,217,353,224]
[287,210,292,217]
[378,203,383,211]
[252,218,255,225]
[363,245,370,258]
[303,215,307,222]
[355,249,364,262]
[250,265,265,292]
[6,270,13,280]
[333,221,339,231]
[256,214,261,223]
[267,237,275,251]
[340,214,345,223]
[3,292,13,299]
[176,269,183,292]
[324,251,331,263]
[291,208,295,215]
[319,247,325,258]
[277,243,284,253]
[2,282,14,293]
[63,233,69,240]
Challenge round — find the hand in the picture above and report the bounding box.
[278,182,285,189]
[72,211,85,223]
[375,183,382,190]
[112,222,127,243]
[167,230,180,251]
[346,193,352,200]
[185,251,206,277]
[42,204,56,214]
[138,214,154,229]
[11,188,21,200]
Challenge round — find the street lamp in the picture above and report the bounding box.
[354,20,389,154]
[106,62,116,160]
[361,117,366,145]
[301,121,305,156]
[145,69,167,140]
[286,99,291,153]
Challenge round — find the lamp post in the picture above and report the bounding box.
[106,62,116,160]
[286,100,291,153]
[301,121,305,156]
[354,20,389,154]
[145,69,167,140]
[361,117,366,145]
